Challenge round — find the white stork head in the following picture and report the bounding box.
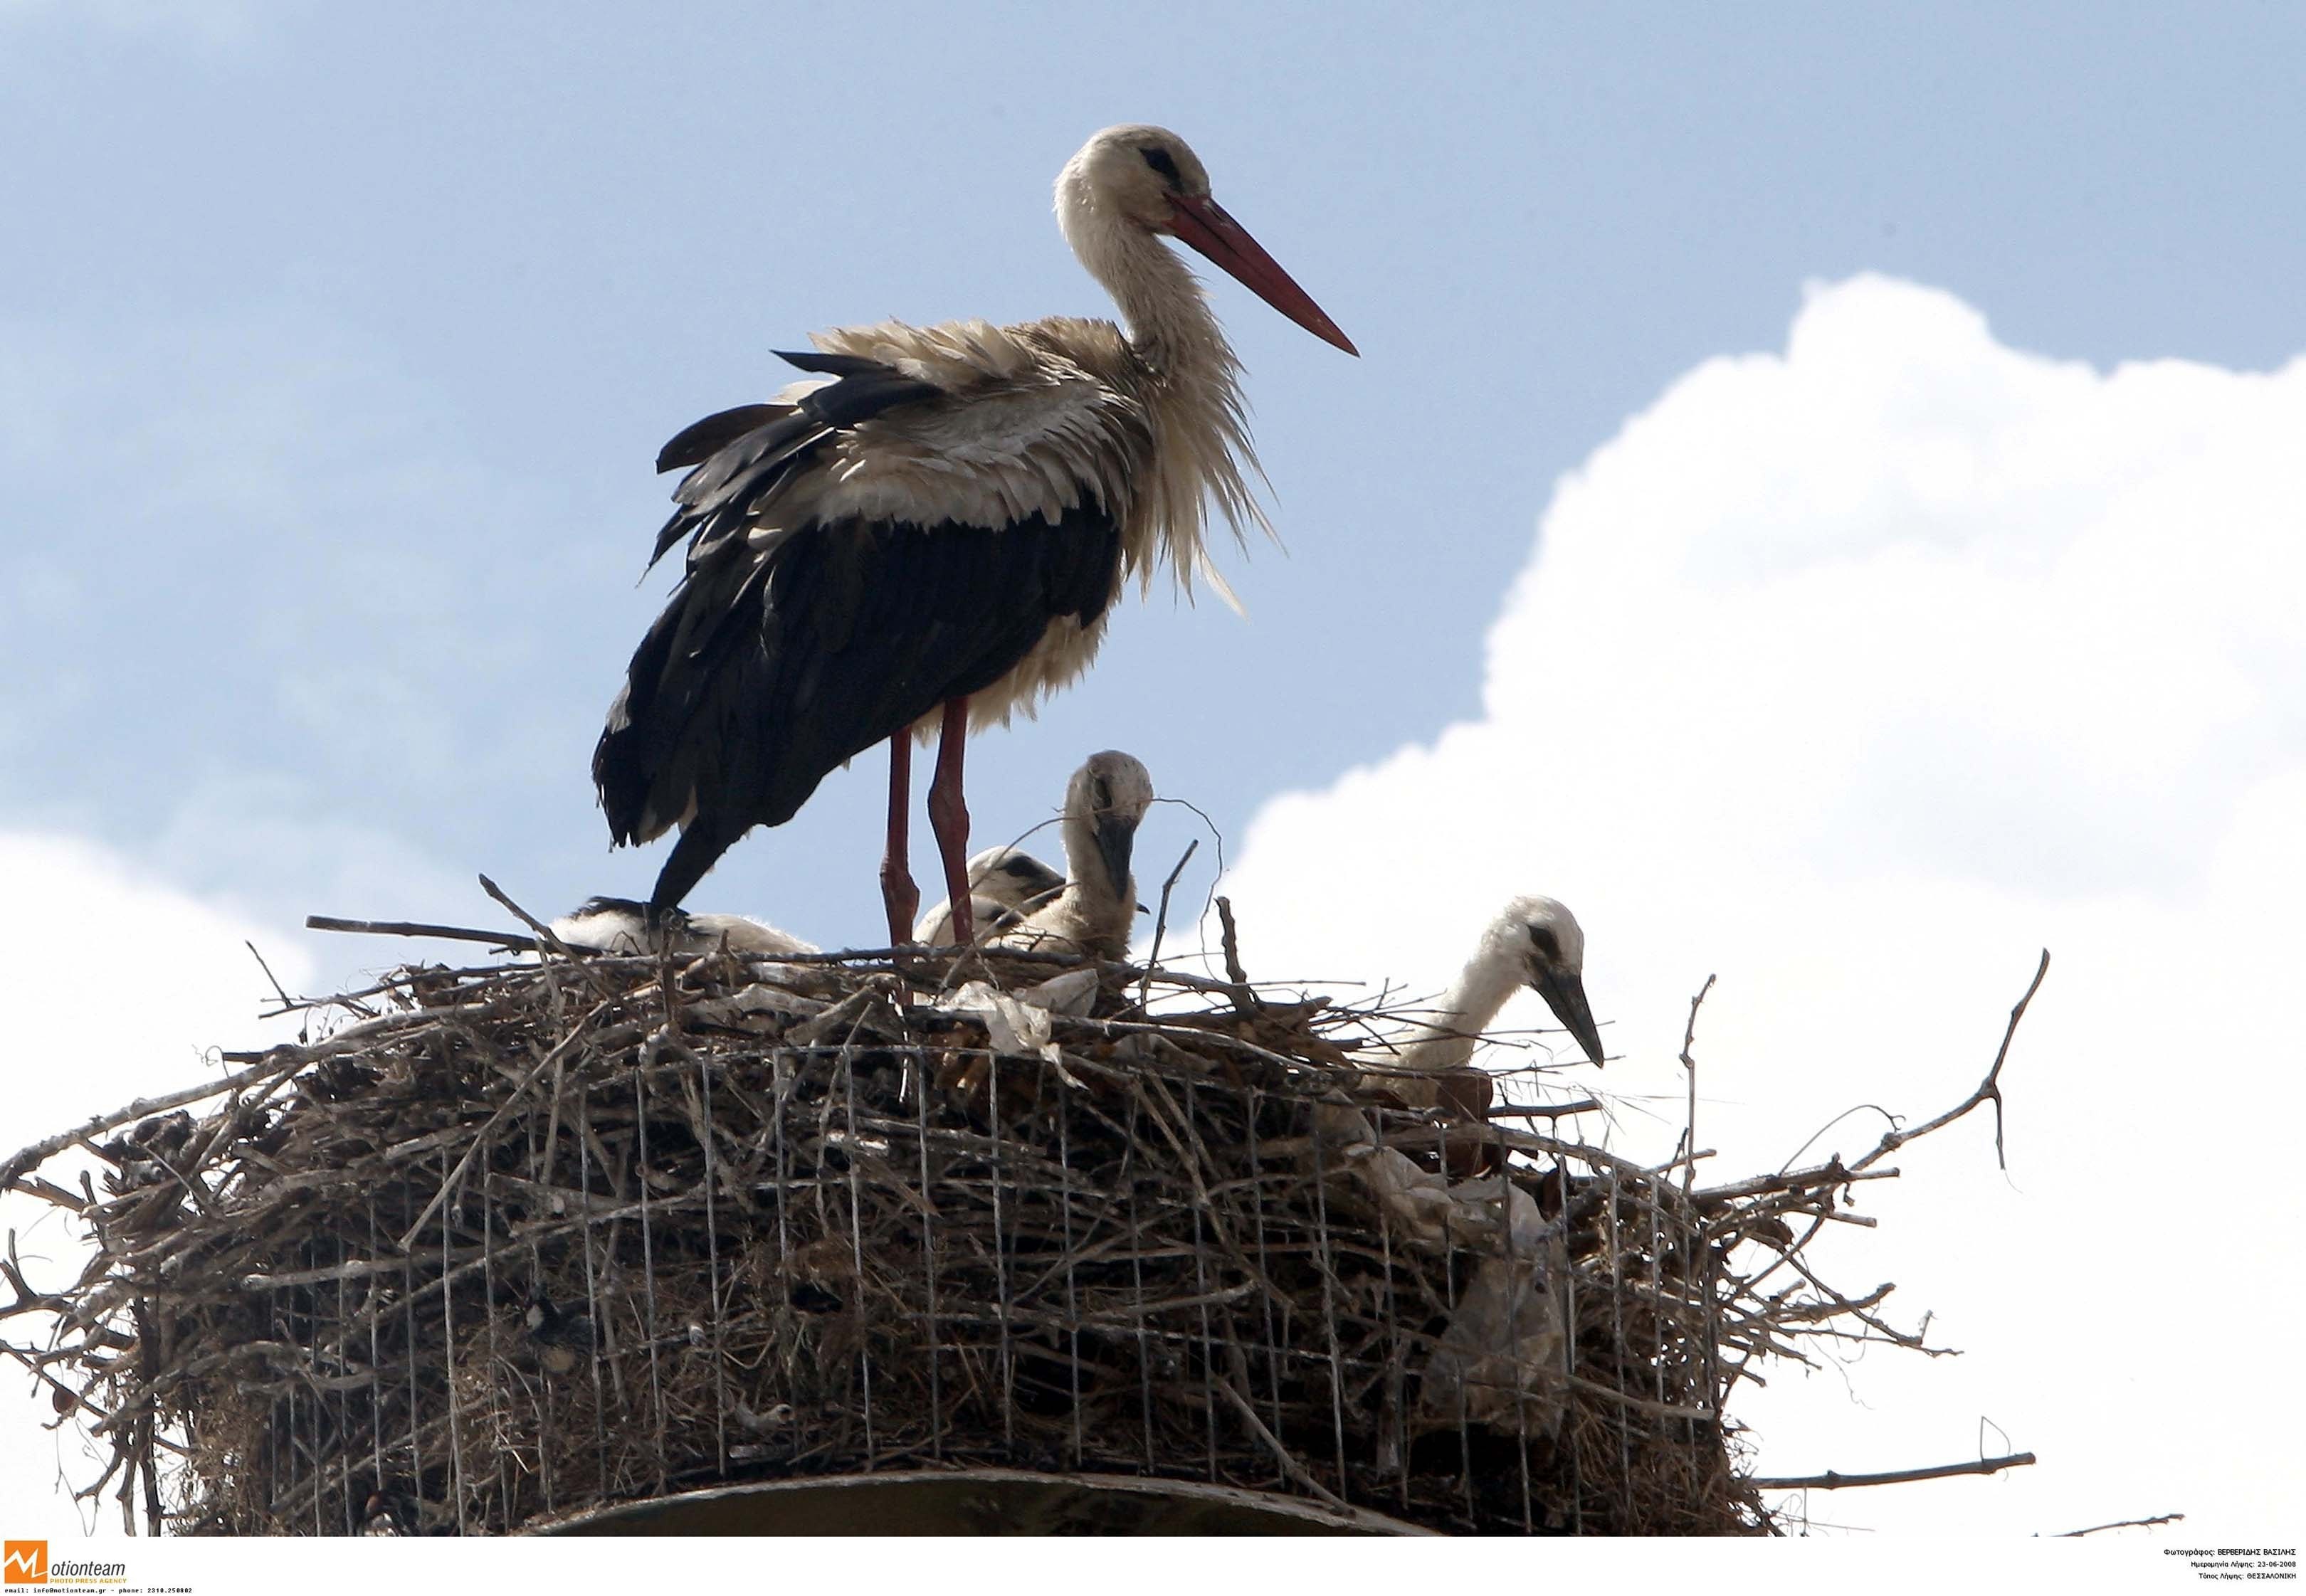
[1064,749,1156,904]
[966,845,1068,915]
[912,845,1071,946]
[993,750,1157,961]
[1060,125,1216,232]
[1056,125,1357,356]
[1482,896,1605,1069]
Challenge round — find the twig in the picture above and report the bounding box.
[1146,793,1229,936]
[476,874,574,958]
[2,1050,307,1187]
[1135,837,1201,1013]
[1775,1250,1941,1351]
[307,914,542,953]
[2052,1511,2186,1538]
[1213,895,1258,1013]
[1215,1345,1351,1513]
[1750,1451,2035,1491]
[1485,1099,1601,1121]
[1776,1103,1899,1180]
[1678,974,1715,1196]
[1855,949,2048,1175]
[1695,1158,1895,1206]
[244,941,295,1010]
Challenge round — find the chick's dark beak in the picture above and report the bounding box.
[1530,966,1606,1068]
[1095,813,1137,903]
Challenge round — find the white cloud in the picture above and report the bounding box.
[0,832,312,1537]
[1211,276,2305,1537]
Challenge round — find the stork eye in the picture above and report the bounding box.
[1139,147,1182,185]
[1528,924,1562,963]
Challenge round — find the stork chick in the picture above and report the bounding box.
[549,896,817,958]
[913,845,1068,946]
[1393,897,1606,1077]
[994,751,1154,962]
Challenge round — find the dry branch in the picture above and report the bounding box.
[2053,1511,2186,1538]
[1749,1451,2036,1491]
[1855,949,2048,1175]
[306,914,542,953]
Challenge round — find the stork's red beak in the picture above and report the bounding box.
[1167,194,1358,356]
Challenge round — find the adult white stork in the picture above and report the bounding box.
[593,125,1354,946]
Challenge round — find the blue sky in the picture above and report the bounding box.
[5,1,2304,1550]
[6,1,2302,946]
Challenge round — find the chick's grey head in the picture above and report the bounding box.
[1068,750,1155,899]
[1495,895,1605,1068]
[962,845,1067,914]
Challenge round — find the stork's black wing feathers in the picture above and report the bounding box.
[605,349,1125,913]
[771,349,885,377]
[646,355,942,567]
[799,369,944,428]
[657,404,791,475]
[604,371,1125,909]
[594,500,1124,914]
[766,350,944,428]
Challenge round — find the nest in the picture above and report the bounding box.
[3,924,2026,1536]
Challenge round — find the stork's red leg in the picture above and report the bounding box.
[926,697,974,944]
[881,734,920,946]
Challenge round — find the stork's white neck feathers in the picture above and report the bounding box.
[1055,145,1270,603]
[1058,163,1223,367]
[1397,897,1588,1074]
[1056,798,1121,904]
